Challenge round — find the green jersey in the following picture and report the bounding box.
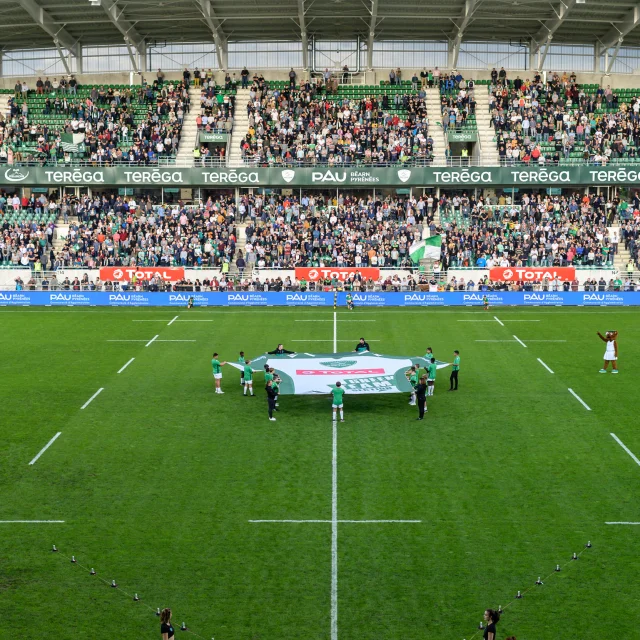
[238,356,246,365]
[427,363,437,380]
[211,359,222,374]
[265,372,274,383]
[243,365,253,381]
[409,370,418,388]
[346,294,353,303]
[452,355,460,371]
[272,379,279,393]
[425,352,434,362]
[332,387,345,405]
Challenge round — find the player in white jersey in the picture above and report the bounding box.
[597,330,618,374]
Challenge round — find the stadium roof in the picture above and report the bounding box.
[2,0,640,55]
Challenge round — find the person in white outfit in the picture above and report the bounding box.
[597,330,618,373]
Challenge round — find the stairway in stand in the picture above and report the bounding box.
[425,88,446,166]
[175,86,201,166]
[0,94,10,120]
[228,88,251,168]
[474,89,499,166]
[609,223,631,276]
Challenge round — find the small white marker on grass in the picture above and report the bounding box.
[117,358,135,374]
[493,316,504,326]
[145,334,159,347]
[568,388,591,411]
[536,358,554,374]
[610,433,640,467]
[168,315,179,326]
[513,335,527,348]
[81,388,104,410]
[29,432,62,465]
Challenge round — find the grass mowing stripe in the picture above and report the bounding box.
[536,358,554,374]
[610,433,640,467]
[513,335,527,347]
[28,432,62,465]
[81,388,104,409]
[568,388,591,411]
[117,358,135,374]
[494,316,504,326]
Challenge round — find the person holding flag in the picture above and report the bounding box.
[243,359,254,396]
[331,382,345,423]
[211,352,227,394]
[354,337,370,353]
[409,234,441,264]
[238,351,246,386]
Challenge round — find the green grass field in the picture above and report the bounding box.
[1,306,639,640]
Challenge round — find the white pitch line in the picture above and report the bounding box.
[0,520,65,523]
[513,335,527,348]
[457,320,495,322]
[28,432,62,465]
[503,319,541,322]
[568,388,591,411]
[333,311,337,353]
[291,339,381,343]
[331,418,338,640]
[494,316,504,326]
[475,340,517,342]
[606,522,640,525]
[610,433,640,467]
[145,334,159,347]
[248,520,422,523]
[117,357,135,374]
[525,340,568,342]
[168,315,179,326]
[132,320,167,322]
[81,388,103,410]
[295,319,377,322]
[107,339,196,343]
[536,358,554,374]
[174,319,213,322]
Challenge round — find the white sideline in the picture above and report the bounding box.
[117,358,135,374]
[0,520,65,523]
[610,433,640,467]
[145,334,159,347]
[606,522,640,525]
[513,335,527,348]
[536,358,554,374]
[568,388,591,411]
[249,520,422,524]
[168,315,179,326]
[493,316,504,326]
[81,388,103,410]
[29,432,62,465]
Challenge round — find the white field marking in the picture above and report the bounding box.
[610,433,640,467]
[568,388,591,411]
[168,315,179,326]
[457,320,495,322]
[291,339,381,343]
[174,319,213,322]
[513,335,527,348]
[249,520,422,523]
[295,319,376,322]
[117,358,135,374]
[28,432,62,465]
[536,358,554,374]
[333,311,337,352]
[0,520,65,523]
[145,334,159,347]
[502,319,541,322]
[475,340,517,342]
[331,419,338,640]
[605,522,640,525]
[494,316,504,326]
[524,340,568,342]
[132,320,168,322]
[107,339,196,343]
[81,388,104,410]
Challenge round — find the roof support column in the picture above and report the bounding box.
[366,0,379,70]
[199,0,228,70]
[606,37,624,74]
[298,0,309,71]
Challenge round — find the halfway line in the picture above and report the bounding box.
[610,433,640,467]
[295,319,376,322]
[513,335,527,348]
[249,519,422,523]
[81,388,103,410]
[117,358,135,374]
[168,315,179,326]
[568,388,591,411]
[28,432,62,465]
[536,358,554,374]
[494,316,504,326]
[145,334,159,347]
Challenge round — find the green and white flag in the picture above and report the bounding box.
[409,235,441,263]
[60,133,85,153]
[228,352,449,395]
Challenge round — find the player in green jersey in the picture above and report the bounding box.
[449,350,460,391]
[331,382,345,422]
[269,367,281,407]
[427,357,437,396]
[483,295,489,311]
[243,359,254,396]
[424,348,434,377]
[238,351,246,386]
[405,364,419,406]
[211,352,227,394]
[346,293,354,311]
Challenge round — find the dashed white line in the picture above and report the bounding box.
[536,358,554,374]
[117,358,135,374]
[493,316,504,326]
[145,334,159,347]
[610,433,640,467]
[81,388,104,410]
[168,315,179,326]
[28,432,62,465]
[513,335,527,348]
[568,388,591,411]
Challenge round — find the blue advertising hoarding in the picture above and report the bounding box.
[0,291,639,307]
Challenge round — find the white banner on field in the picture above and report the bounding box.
[229,352,450,395]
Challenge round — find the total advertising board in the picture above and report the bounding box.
[489,267,576,282]
[0,291,638,306]
[295,267,380,282]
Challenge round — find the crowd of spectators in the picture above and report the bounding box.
[241,78,433,166]
[0,74,188,166]
[489,70,640,165]
[440,73,477,133]
[436,191,632,270]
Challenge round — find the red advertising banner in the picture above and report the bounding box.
[490,267,576,282]
[295,267,380,282]
[99,267,185,282]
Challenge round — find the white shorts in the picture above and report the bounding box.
[213,373,222,379]
[244,379,253,385]
[604,348,616,361]
[427,378,435,384]
[332,404,343,409]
